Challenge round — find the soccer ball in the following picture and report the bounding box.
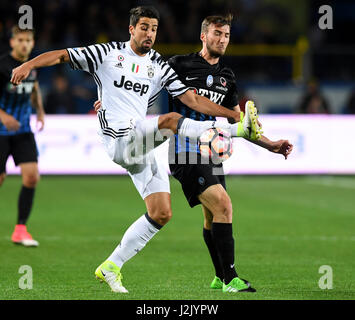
[199,127,233,164]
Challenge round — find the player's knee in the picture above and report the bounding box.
[23,173,40,188]
[214,194,233,222]
[150,208,172,226]
[159,208,172,225]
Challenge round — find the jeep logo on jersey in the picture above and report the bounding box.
[114,76,149,96]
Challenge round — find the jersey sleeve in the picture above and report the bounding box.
[167,55,181,74]
[155,55,188,98]
[66,42,117,74]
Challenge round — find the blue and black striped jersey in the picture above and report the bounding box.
[168,53,239,154]
[0,53,36,135]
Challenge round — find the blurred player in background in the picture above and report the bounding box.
[168,15,293,292]
[0,27,45,247]
[11,6,261,292]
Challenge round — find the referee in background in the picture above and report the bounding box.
[0,26,45,247]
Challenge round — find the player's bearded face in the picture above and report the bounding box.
[205,24,230,58]
[130,18,158,54]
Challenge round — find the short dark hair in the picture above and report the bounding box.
[11,25,35,38]
[129,6,160,27]
[201,14,233,34]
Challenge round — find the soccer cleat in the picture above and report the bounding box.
[237,100,262,140]
[11,224,39,247]
[95,260,128,293]
[223,277,256,293]
[210,276,223,289]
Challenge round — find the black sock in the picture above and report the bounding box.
[203,228,224,280]
[211,222,238,284]
[17,186,35,225]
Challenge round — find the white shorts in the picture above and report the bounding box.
[97,113,170,199]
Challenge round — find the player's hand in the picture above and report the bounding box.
[11,62,32,85]
[36,112,45,131]
[93,100,102,113]
[0,113,21,131]
[269,140,293,160]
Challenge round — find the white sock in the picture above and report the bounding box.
[107,213,161,268]
[177,118,241,139]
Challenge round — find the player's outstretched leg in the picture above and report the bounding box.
[164,100,262,141]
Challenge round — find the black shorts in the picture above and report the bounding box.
[0,132,38,174]
[169,152,226,208]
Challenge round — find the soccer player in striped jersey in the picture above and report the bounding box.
[168,15,293,293]
[11,6,262,292]
[0,26,45,247]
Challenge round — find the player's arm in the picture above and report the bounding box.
[177,90,240,123]
[246,135,293,160]
[166,55,240,122]
[228,105,292,159]
[0,74,20,131]
[0,108,21,131]
[11,49,69,85]
[227,104,241,124]
[31,81,45,131]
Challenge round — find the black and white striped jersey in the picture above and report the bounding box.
[66,41,188,126]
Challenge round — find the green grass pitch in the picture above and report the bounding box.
[0,175,354,300]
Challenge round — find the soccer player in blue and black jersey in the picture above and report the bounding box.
[168,15,293,292]
[0,26,45,247]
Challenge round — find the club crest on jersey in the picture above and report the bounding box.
[220,77,227,87]
[131,63,139,73]
[206,75,213,87]
[147,65,154,78]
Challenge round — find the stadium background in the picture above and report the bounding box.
[1,0,355,115]
[0,0,354,301]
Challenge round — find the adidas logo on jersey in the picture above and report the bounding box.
[114,75,149,96]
